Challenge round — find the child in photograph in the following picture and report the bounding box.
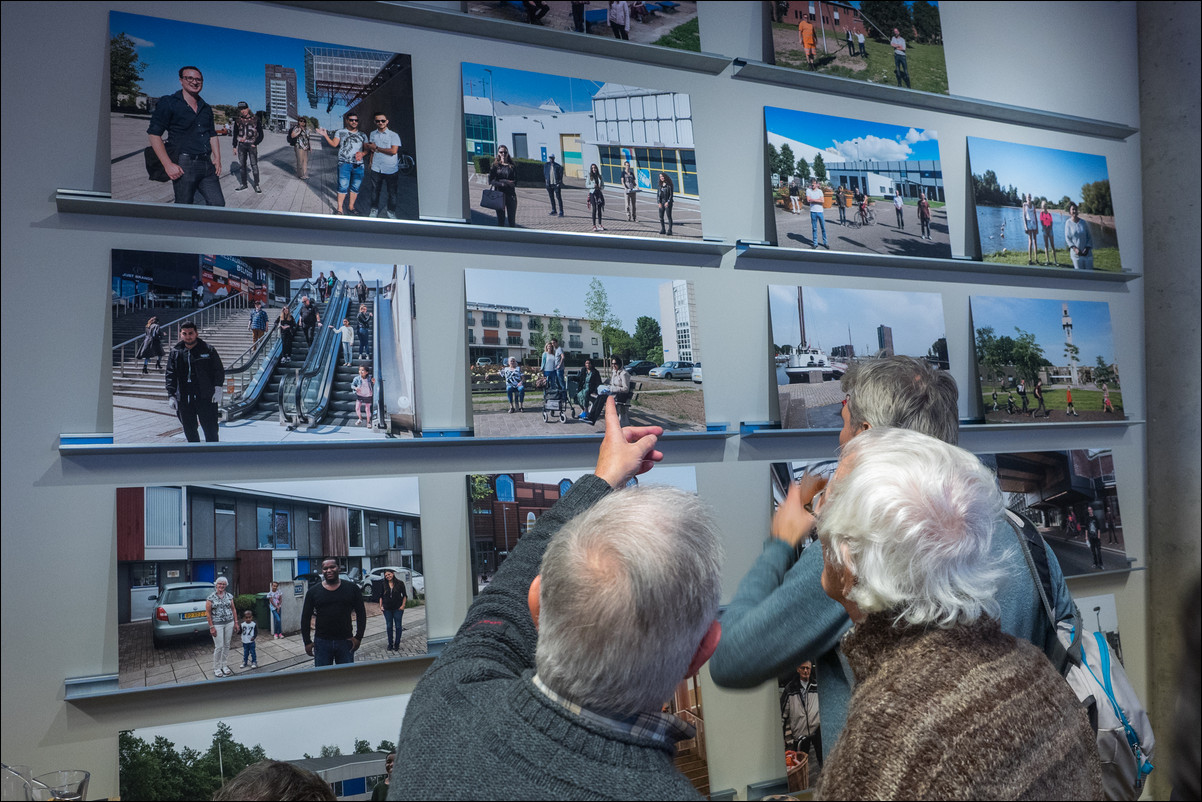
[352,366,374,425]
[1039,201,1057,265]
[1065,386,1079,416]
[240,609,258,668]
[1102,382,1115,413]
[991,388,999,411]
[330,318,355,366]
[266,581,284,638]
[1005,391,1016,414]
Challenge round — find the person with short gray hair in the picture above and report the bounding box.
[813,429,1101,799]
[711,356,1079,765]
[392,399,722,800]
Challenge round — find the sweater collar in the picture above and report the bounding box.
[530,674,695,748]
[841,613,1003,685]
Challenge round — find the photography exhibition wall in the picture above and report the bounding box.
[1,3,1163,799]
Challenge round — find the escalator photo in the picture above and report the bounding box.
[111,250,418,444]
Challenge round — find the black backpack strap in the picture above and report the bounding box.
[1005,509,1074,673]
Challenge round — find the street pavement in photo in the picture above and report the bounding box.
[119,604,427,688]
[467,173,703,239]
[777,380,845,430]
[472,381,706,437]
[774,200,952,259]
[110,113,418,218]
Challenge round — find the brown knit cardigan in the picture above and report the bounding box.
[816,614,1102,801]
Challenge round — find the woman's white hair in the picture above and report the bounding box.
[535,485,723,716]
[818,428,1005,628]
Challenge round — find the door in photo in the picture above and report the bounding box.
[512,133,529,160]
[560,133,584,178]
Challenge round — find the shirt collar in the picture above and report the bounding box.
[531,674,695,747]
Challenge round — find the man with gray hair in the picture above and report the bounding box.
[710,355,1077,761]
[391,399,723,800]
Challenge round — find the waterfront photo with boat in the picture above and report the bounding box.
[769,284,948,429]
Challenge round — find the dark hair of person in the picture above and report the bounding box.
[178,66,202,79]
[146,317,158,328]
[180,321,198,332]
[495,146,512,164]
[590,163,601,178]
[611,355,625,369]
[659,173,674,191]
[211,760,335,801]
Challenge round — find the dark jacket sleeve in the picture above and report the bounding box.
[212,347,226,387]
[354,587,367,641]
[427,475,613,679]
[301,590,315,646]
[164,350,178,398]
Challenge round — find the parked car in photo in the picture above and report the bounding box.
[475,357,494,367]
[360,566,416,598]
[692,362,703,384]
[151,581,215,647]
[295,571,356,589]
[650,361,694,381]
[625,360,655,375]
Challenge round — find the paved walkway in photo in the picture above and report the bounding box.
[777,380,846,429]
[468,174,703,240]
[112,395,409,444]
[110,113,418,218]
[473,381,705,437]
[774,200,952,259]
[119,604,427,688]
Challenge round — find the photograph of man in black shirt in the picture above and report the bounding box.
[301,558,367,666]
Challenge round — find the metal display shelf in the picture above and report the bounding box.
[732,60,1139,141]
[54,189,731,262]
[273,1,732,74]
[735,243,1140,285]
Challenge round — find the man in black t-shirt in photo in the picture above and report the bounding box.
[301,558,367,666]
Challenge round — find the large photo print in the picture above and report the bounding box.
[463,63,702,239]
[110,12,417,218]
[112,250,417,444]
[465,268,706,437]
[769,284,948,429]
[465,1,701,51]
[765,106,950,258]
[767,1,948,94]
[117,477,425,690]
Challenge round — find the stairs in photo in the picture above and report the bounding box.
[674,744,710,798]
[245,297,331,420]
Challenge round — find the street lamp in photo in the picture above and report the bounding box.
[484,68,497,158]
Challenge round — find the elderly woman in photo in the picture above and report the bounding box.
[502,356,525,413]
[1064,202,1094,269]
[804,428,1101,800]
[206,576,241,678]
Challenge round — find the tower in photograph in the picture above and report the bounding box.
[1062,302,1079,385]
[264,64,298,131]
[658,280,701,364]
[876,324,894,357]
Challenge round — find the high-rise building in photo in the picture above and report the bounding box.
[264,64,298,130]
[877,324,894,357]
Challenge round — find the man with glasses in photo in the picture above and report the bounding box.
[230,100,264,194]
[365,112,402,219]
[147,66,225,206]
[318,113,368,215]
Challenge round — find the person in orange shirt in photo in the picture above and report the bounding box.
[798,15,817,70]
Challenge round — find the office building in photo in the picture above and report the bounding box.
[825,159,945,201]
[877,324,894,357]
[463,82,699,196]
[265,64,298,130]
[289,753,389,801]
[115,484,421,625]
[304,46,394,111]
[466,302,604,365]
[658,280,701,364]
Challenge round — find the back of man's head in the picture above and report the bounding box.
[535,485,722,716]
[842,355,959,444]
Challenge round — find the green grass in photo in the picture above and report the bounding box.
[981,247,1123,272]
[654,17,700,51]
[981,387,1122,413]
[772,24,948,94]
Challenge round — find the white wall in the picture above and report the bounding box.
[0,3,1156,798]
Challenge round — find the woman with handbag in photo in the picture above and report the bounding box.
[657,172,675,235]
[378,569,407,652]
[586,163,605,231]
[137,316,164,374]
[487,146,518,227]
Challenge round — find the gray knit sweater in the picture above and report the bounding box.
[390,475,703,801]
[816,614,1103,800]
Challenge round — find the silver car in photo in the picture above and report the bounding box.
[151,581,216,647]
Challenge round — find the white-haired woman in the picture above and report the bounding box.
[206,577,241,678]
[802,428,1101,800]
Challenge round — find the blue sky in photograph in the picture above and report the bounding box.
[465,268,670,332]
[462,62,606,112]
[765,106,941,163]
[110,11,401,128]
[970,296,1116,364]
[967,137,1111,203]
[132,694,410,759]
[769,285,946,357]
[522,466,697,493]
[220,476,419,516]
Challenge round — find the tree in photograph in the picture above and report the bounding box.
[469,474,494,502]
[548,309,564,346]
[796,157,811,183]
[776,343,794,355]
[1057,195,1073,209]
[353,738,374,754]
[376,740,397,753]
[812,153,827,184]
[767,143,780,179]
[859,0,913,41]
[119,731,202,802]
[603,326,637,361]
[319,744,343,758]
[778,144,796,180]
[110,32,146,110]
[527,316,545,357]
[584,278,622,355]
[1093,356,1116,387]
[1079,179,1113,216]
[632,316,664,363]
[911,0,942,43]
[1063,341,1080,367]
[771,1,790,23]
[1010,327,1048,382]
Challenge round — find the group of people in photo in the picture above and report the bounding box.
[500,340,635,426]
[147,65,408,218]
